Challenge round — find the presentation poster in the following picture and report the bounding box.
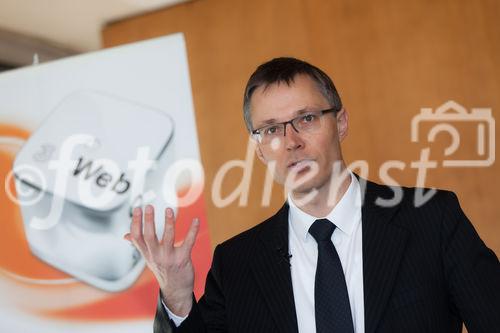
[0,33,211,332]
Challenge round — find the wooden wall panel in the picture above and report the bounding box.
[102,0,500,255]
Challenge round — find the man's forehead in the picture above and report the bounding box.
[250,77,327,118]
[252,77,321,106]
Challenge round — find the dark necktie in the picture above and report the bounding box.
[309,218,354,333]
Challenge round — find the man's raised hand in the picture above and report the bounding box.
[124,205,200,317]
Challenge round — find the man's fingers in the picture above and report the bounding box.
[143,205,159,253]
[161,207,176,247]
[130,207,148,254]
[181,218,200,254]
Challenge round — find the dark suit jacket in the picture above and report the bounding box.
[154,178,500,333]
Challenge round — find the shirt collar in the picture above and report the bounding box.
[288,170,362,242]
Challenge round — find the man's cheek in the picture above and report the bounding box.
[276,166,287,184]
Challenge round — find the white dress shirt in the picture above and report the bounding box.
[288,170,364,333]
[165,171,365,332]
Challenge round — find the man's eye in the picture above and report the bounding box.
[264,126,279,135]
[302,114,317,122]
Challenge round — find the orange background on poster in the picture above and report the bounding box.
[0,122,211,321]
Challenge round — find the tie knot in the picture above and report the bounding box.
[309,219,336,242]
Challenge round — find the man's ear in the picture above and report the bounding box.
[255,142,267,165]
[336,107,348,142]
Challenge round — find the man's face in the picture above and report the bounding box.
[250,74,348,195]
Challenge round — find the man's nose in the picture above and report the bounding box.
[284,123,303,151]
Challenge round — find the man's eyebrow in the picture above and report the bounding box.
[295,108,312,115]
[259,118,278,126]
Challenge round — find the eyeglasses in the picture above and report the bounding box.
[251,108,338,145]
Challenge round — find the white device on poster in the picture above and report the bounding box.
[13,91,176,292]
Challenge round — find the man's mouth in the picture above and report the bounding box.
[287,159,314,173]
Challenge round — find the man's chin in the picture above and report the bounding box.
[285,167,318,189]
[287,180,319,197]
[287,184,322,207]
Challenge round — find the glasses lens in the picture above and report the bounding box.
[256,110,330,145]
[259,124,284,144]
[294,112,322,132]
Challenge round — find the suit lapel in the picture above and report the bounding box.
[358,177,409,333]
[250,204,299,333]
[248,177,409,333]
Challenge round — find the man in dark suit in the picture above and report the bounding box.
[126,57,500,332]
